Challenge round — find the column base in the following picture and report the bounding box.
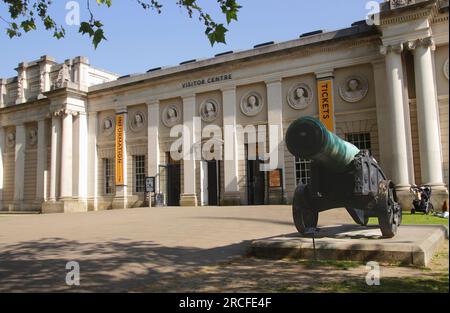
[87,198,98,211]
[180,194,198,207]
[423,184,449,213]
[220,192,241,206]
[9,201,25,212]
[394,187,413,212]
[267,189,288,205]
[396,184,449,213]
[41,199,88,213]
[112,196,129,210]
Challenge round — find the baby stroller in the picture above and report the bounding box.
[410,185,433,215]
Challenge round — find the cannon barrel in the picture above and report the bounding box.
[285,117,360,173]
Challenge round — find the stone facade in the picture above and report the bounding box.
[0,0,448,213]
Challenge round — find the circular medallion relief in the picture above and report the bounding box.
[162,105,181,127]
[339,75,369,103]
[287,83,313,110]
[444,58,449,80]
[130,111,146,132]
[6,131,15,148]
[102,117,115,136]
[27,128,38,146]
[240,92,264,117]
[200,99,220,122]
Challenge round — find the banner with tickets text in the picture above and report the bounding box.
[115,114,125,185]
[317,79,335,132]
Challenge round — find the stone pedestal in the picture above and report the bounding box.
[180,193,198,207]
[249,224,449,267]
[221,192,241,206]
[42,199,87,214]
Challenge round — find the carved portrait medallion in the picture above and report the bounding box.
[6,131,15,148]
[339,75,369,103]
[102,116,115,136]
[27,127,38,146]
[130,111,146,132]
[240,92,264,117]
[287,83,313,110]
[200,99,220,122]
[162,105,181,127]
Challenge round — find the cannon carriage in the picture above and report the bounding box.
[286,117,402,238]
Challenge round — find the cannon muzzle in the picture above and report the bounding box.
[285,117,360,173]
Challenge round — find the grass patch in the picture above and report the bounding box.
[306,274,449,293]
[297,259,363,270]
[369,212,449,226]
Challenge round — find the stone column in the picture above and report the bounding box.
[49,113,61,201]
[13,124,26,210]
[408,37,448,208]
[35,119,48,203]
[112,109,128,209]
[408,38,445,186]
[380,44,410,190]
[87,111,98,210]
[265,79,286,204]
[221,87,241,205]
[38,55,54,99]
[180,95,198,206]
[0,127,4,209]
[147,100,160,204]
[0,79,6,108]
[77,113,88,208]
[372,59,392,177]
[15,63,27,104]
[60,110,73,200]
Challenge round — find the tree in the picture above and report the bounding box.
[0,0,241,48]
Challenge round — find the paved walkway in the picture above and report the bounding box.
[0,206,352,292]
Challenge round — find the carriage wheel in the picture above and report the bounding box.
[292,184,319,234]
[377,180,402,238]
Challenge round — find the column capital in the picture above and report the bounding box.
[221,86,236,93]
[265,77,282,86]
[115,109,128,115]
[315,69,334,79]
[146,99,159,106]
[52,108,80,117]
[405,37,436,52]
[182,94,196,102]
[371,58,386,69]
[379,43,404,56]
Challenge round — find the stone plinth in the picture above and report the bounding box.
[249,224,449,267]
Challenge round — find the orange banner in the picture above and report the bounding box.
[317,79,334,132]
[115,114,125,185]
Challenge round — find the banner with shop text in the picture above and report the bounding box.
[115,114,125,185]
[317,79,335,132]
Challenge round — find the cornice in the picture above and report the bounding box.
[381,8,433,25]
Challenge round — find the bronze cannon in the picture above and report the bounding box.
[285,117,402,238]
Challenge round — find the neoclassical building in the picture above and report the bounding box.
[0,0,448,213]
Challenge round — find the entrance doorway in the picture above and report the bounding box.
[246,145,266,205]
[166,153,181,206]
[201,160,220,206]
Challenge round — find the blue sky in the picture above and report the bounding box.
[0,0,375,78]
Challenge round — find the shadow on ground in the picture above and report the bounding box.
[0,238,253,292]
[0,236,368,293]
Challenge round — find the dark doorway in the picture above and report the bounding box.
[246,144,266,205]
[166,154,181,206]
[207,161,220,206]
